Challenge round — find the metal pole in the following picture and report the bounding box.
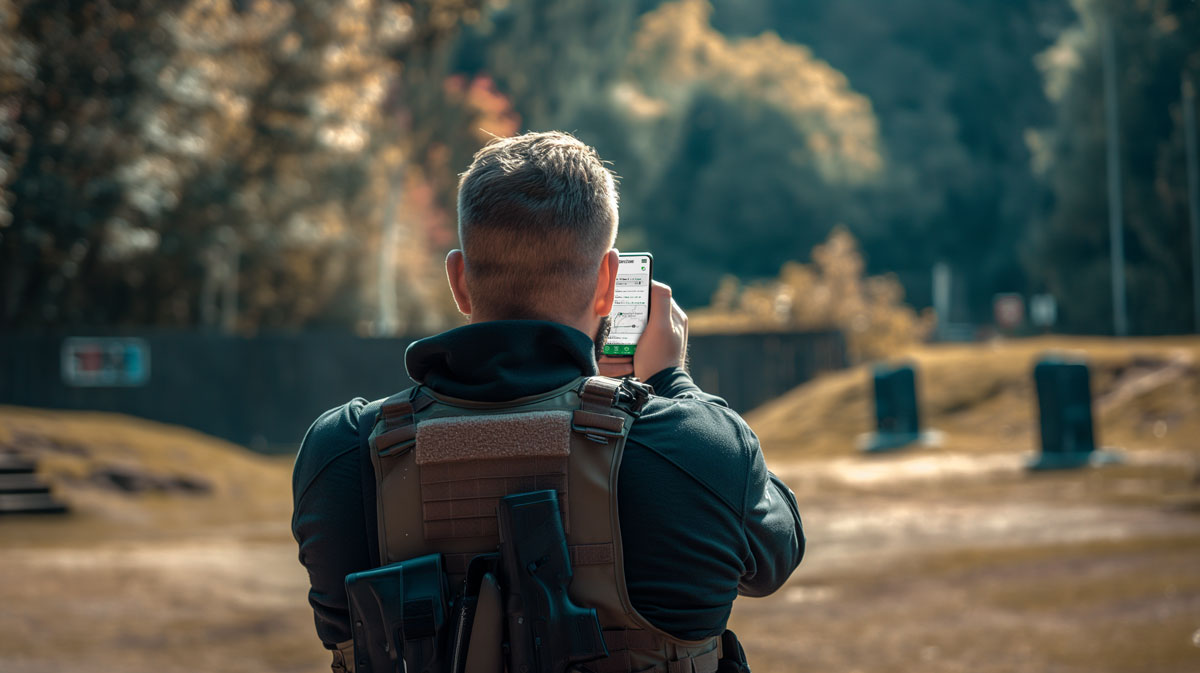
[932,262,950,340]
[1183,73,1200,333]
[1103,14,1128,336]
[219,227,239,334]
[377,166,402,336]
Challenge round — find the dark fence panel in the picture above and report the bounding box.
[688,330,847,413]
[0,330,845,450]
[1,333,415,451]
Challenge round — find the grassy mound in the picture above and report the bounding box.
[0,405,292,545]
[746,336,1200,460]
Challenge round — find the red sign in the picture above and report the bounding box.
[993,294,1025,330]
[61,338,151,387]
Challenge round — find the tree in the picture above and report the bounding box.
[1,0,196,328]
[1032,0,1200,333]
[707,0,1073,318]
[448,0,1070,315]
[0,0,482,332]
[451,0,639,131]
[616,0,882,305]
[451,0,884,306]
[690,227,934,362]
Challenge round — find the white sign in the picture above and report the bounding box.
[61,338,151,387]
[1030,294,1057,327]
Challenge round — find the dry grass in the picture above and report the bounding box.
[0,405,292,545]
[0,406,323,673]
[747,336,1200,461]
[732,534,1200,673]
[690,228,935,361]
[738,337,1200,672]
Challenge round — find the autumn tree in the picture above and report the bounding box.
[447,0,1065,314]
[0,0,483,332]
[705,0,1074,319]
[450,0,885,306]
[614,0,883,305]
[691,227,935,361]
[1,0,189,328]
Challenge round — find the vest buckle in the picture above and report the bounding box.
[571,409,626,444]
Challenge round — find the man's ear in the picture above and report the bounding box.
[446,249,472,317]
[593,249,620,317]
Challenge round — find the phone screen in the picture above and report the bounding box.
[603,253,652,357]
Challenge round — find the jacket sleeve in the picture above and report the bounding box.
[646,367,805,596]
[644,366,731,407]
[738,448,805,597]
[291,400,375,656]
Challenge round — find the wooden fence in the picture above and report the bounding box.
[0,330,845,450]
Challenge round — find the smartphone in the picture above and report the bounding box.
[603,252,653,357]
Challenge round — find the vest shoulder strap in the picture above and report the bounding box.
[580,375,652,415]
[573,378,625,444]
[579,376,622,412]
[369,386,435,457]
[355,397,386,583]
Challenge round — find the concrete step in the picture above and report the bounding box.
[0,473,51,494]
[0,456,37,474]
[0,492,69,515]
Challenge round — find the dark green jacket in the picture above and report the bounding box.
[292,320,804,649]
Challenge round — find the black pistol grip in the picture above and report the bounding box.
[497,490,608,673]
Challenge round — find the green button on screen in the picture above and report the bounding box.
[603,344,637,355]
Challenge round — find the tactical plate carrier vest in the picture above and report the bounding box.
[341,375,721,673]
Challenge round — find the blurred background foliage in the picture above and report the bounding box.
[1,0,1198,336]
[690,228,937,362]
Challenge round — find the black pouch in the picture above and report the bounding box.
[716,629,751,673]
[346,553,450,673]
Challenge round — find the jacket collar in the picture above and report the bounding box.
[404,320,598,402]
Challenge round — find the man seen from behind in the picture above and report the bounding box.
[292,131,805,673]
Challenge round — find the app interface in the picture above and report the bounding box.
[604,255,651,356]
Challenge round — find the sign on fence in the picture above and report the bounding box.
[61,338,151,387]
[993,293,1026,330]
[1030,294,1057,328]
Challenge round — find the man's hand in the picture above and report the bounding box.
[597,281,688,381]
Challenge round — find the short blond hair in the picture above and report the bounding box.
[456,131,619,319]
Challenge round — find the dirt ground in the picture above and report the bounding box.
[2,337,1200,672]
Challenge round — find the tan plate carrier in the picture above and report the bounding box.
[336,375,720,673]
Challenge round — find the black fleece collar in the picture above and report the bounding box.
[404,320,598,402]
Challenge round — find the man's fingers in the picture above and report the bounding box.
[649,280,672,320]
[629,280,688,381]
[673,297,688,342]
